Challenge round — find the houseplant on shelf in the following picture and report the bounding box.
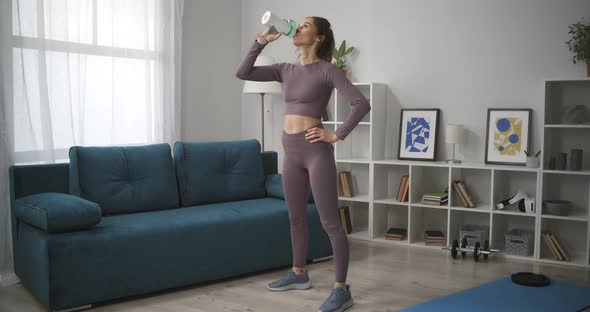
[333,40,355,78]
[565,18,590,77]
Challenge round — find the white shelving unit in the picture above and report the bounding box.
[370,160,541,259]
[327,82,387,240]
[539,78,590,268]
[330,80,590,268]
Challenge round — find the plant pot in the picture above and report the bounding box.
[586,59,590,77]
[341,69,348,79]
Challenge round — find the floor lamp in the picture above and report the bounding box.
[242,55,282,151]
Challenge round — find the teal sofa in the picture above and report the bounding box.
[9,140,332,312]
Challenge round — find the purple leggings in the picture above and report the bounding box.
[281,124,349,283]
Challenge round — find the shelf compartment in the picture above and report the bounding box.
[491,213,536,258]
[545,124,590,129]
[373,163,409,203]
[411,203,448,210]
[348,230,370,241]
[338,200,370,240]
[336,84,371,123]
[542,169,590,176]
[322,123,336,132]
[335,124,370,161]
[539,218,588,266]
[542,172,589,219]
[410,165,449,207]
[451,206,491,213]
[544,80,590,125]
[374,199,408,206]
[543,127,590,171]
[492,169,537,214]
[409,206,449,246]
[336,162,370,201]
[450,167,491,210]
[449,210,491,246]
[493,210,536,217]
[541,214,588,222]
[337,194,370,203]
[373,202,408,243]
[321,90,336,123]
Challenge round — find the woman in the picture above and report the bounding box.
[235,16,370,312]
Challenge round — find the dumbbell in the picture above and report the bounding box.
[442,239,500,262]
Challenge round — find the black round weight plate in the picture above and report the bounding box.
[484,240,490,260]
[451,239,458,259]
[461,237,467,258]
[473,241,480,262]
[511,272,551,287]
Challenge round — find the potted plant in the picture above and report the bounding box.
[565,18,590,77]
[333,40,355,77]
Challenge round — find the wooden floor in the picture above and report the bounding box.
[1,239,590,312]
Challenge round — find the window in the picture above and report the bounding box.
[11,0,175,162]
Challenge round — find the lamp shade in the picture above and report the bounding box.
[242,55,283,94]
[445,124,464,144]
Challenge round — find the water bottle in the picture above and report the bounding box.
[261,11,297,37]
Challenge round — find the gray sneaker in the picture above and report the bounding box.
[266,269,312,291]
[318,285,354,312]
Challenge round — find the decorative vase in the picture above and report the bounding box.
[341,69,348,78]
[548,156,556,170]
[557,153,568,170]
[525,156,540,168]
[570,149,583,171]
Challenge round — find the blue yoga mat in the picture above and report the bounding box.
[399,276,590,312]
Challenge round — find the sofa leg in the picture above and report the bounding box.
[310,255,333,263]
[54,304,92,312]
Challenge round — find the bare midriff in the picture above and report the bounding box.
[283,114,322,134]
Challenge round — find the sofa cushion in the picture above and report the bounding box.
[39,198,328,308]
[69,144,179,215]
[173,139,266,206]
[14,192,101,233]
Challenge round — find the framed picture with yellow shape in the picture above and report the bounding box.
[485,108,532,166]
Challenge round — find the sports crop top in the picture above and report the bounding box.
[235,40,371,141]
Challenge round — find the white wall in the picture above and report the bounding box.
[181,0,243,141]
[238,0,590,169]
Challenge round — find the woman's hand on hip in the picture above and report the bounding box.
[305,127,338,143]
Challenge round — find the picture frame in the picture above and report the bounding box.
[398,108,440,161]
[484,108,532,166]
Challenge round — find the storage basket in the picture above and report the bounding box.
[505,229,534,256]
[459,224,489,247]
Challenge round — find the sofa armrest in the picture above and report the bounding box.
[261,151,278,175]
[14,192,102,233]
[265,174,314,203]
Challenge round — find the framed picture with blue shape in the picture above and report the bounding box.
[485,108,532,166]
[398,108,440,161]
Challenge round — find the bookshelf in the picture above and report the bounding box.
[539,79,590,267]
[370,160,541,261]
[330,80,590,268]
[329,82,386,240]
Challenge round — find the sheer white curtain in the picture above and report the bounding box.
[0,0,184,286]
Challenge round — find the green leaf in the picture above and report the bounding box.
[345,47,355,55]
[338,41,345,56]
